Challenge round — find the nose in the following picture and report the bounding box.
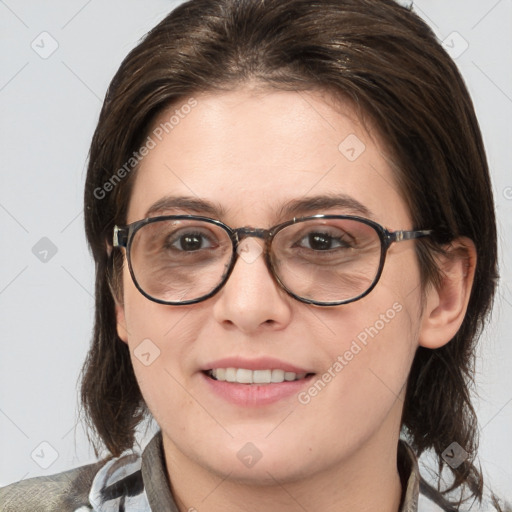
[212,237,293,334]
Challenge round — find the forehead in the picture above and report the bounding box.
[127,87,410,228]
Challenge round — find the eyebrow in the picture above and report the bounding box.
[144,193,373,221]
[277,194,373,219]
[144,196,227,218]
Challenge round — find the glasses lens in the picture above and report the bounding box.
[271,218,382,304]
[129,219,232,303]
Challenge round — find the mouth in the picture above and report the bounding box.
[204,368,316,384]
[200,357,317,405]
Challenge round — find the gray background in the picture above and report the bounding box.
[1,0,511,501]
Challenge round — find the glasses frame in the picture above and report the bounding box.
[113,214,432,307]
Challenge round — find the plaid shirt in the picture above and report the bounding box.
[1,431,509,511]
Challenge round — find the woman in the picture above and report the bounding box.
[1,0,509,510]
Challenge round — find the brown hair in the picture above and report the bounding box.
[80,0,499,507]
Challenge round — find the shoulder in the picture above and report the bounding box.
[0,460,106,512]
[0,435,162,512]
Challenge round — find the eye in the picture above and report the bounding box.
[168,231,216,251]
[296,231,352,251]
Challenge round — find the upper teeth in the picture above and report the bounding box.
[209,368,307,384]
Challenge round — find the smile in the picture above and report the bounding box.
[207,368,313,384]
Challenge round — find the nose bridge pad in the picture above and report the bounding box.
[236,235,265,265]
[232,227,271,268]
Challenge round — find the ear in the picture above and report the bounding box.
[115,301,129,344]
[106,237,129,344]
[418,237,476,349]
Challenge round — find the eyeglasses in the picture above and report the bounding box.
[112,214,432,306]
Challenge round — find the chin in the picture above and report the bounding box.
[190,435,323,484]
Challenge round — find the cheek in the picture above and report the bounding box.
[291,297,419,464]
[327,298,417,395]
[121,260,199,342]
[120,271,201,405]
[307,253,423,418]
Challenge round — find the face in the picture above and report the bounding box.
[116,87,425,484]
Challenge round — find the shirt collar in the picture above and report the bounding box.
[141,431,180,512]
[397,439,421,511]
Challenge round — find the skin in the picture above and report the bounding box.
[115,87,476,512]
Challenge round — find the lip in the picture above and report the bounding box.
[201,372,315,407]
[199,356,315,407]
[201,356,312,373]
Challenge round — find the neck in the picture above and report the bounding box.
[162,421,404,512]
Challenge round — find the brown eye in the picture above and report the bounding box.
[295,231,352,251]
[166,230,217,252]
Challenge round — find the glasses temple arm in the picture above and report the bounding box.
[389,229,433,243]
